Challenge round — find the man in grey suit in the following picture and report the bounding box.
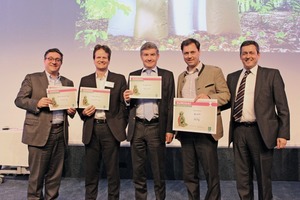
[176,38,230,200]
[225,40,290,200]
[15,48,76,200]
[77,44,127,200]
[123,42,175,200]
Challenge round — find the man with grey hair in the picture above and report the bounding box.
[123,42,175,199]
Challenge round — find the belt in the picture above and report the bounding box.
[94,119,107,124]
[51,123,63,128]
[136,117,159,124]
[234,121,257,127]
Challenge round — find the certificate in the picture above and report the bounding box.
[47,87,77,111]
[78,87,110,110]
[129,76,161,99]
[173,98,218,134]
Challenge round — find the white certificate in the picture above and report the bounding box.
[47,87,77,111]
[129,76,161,99]
[79,87,110,110]
[173,98,218,134]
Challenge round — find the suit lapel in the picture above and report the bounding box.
[87,73,97,88]
[254,66,263,101]
[133,69,143,76]
[230,70,243,109]
[106,71,116,90]
[157,68,162,104]
[40,72,49,94]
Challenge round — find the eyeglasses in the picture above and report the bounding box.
[46,57,62,62]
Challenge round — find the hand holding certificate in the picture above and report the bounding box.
[47,87,77,111]
[79,87,110,110]
[173,98,218,134]
[129,75,161,99]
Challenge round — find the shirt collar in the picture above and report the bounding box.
[45,71,60,81]
[243,65,258,76]
[185,62,202,75]
[95,70,108,80]
[142,66,158,74]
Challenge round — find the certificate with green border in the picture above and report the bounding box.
[129,76,161,99]
[79,87,110,110]
[173,98,217,134]
[47,87,77,111]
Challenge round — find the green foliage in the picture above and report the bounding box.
[167,39,174,44]
[259,31,267,37]
[231,36,247,47]
[159,45,167,51]
[220,37,226,42]
[75,29,108,46]
[76,0,131,19]
[274,31,287,43]
[208,45,218,51]
[290,0,300,14]
[123,38,131,43]
[75,0,132,46]
[231,32,251,47]
[237,0,294,13]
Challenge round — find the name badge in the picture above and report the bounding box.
[105,81,114,88]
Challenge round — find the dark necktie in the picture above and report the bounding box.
[233,70,250,122]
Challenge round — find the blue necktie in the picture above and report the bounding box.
[144,69,154,121]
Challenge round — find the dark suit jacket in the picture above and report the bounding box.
[15,71,74,147]
[126,67,175,143]
[177,64,230,141]
[226,66,290,149]
[77,71,127,144]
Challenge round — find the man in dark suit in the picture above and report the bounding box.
[15,48,76,200]
[225,40,290,200]
[176,38,230,200]
[123,42,175,200]
[77,44,127,200]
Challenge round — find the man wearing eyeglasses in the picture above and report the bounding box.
[15,48,76,200]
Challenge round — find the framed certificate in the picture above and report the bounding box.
[78,87,110,110]
[129,75,161,99]
[47,87,77,111]
[173,98,218,134]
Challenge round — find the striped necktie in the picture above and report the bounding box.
[233,70,250,122]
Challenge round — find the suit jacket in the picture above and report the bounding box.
[15,71,74,147]
[77,71,127,144]
[177,64,230,141]
[226,66,290,149]
[126,67,175,143]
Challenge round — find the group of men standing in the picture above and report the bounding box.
[15,38,290,200]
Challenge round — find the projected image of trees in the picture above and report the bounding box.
[75,0,300,52]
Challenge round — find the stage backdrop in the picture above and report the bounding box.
[0,0,299,147]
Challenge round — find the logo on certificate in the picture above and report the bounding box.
[178,111,188,127]
[51,97,59,108]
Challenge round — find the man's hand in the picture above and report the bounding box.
[67,107,76,116]
[37,97,52,108]
[276,138,287,149]
[82,105,96,117]
[166,133,174,144]
[194,93,209,102]
[123,89,133,102]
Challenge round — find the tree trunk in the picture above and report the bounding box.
[206,0,241,35]
[134,0,168,40]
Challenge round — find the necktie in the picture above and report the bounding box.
[233,70,250,122]
[144,69,154,121]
